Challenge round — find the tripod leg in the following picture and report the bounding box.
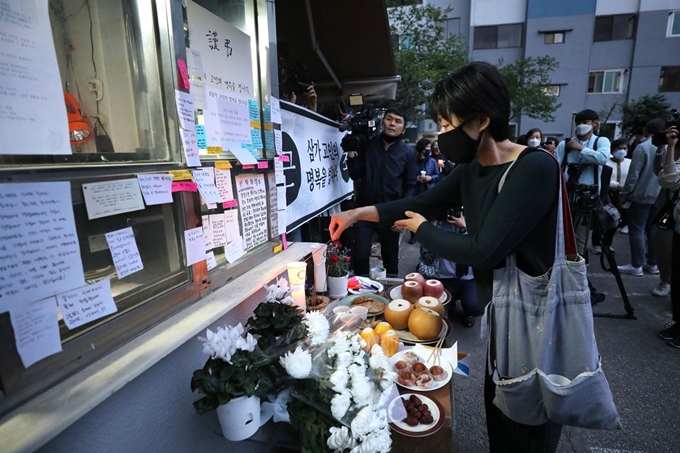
[600,243,636,319]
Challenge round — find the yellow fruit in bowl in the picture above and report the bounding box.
[408,307,443,340]
[380,330,400,357]
[384,299,413,330]
[375,321,393,336]
[360,327,379,350]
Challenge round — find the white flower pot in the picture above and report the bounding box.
[327,274,348,298]
[216,395,261,441]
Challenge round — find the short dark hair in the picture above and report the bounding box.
[544,136,558,145]
[385,108,408,126]
[415,138,431,153]
[645,118,665,135]
[525,128,543,139]
[430,61,510,141]
[611,138,627,149]
[575,109,599,123]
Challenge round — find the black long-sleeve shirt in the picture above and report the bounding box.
[376,147,560,304]
[347,136,418,207]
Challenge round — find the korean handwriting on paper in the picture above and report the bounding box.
[207,31,219,51]
[236,175,268,250]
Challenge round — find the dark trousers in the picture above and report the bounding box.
[441,278,482,317]
[485,372,563,452]
[353,220,400,276]
[672,231,680,323]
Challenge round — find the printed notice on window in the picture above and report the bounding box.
[0,0,71,155]
[235,174,269,250]
[56,280,118,330]
[185,227,206,265]
[10,297,62,368]
[105,227,144,279]
[0,182,85,313]
[137,174,174,205]
[82,179,145,220]
[203,88,252,147]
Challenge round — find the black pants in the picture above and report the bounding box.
[484,372,562,452]
[352,220,400,276]
[672,231,680,323]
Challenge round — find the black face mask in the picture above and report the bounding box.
[437,119,481,164]
[381,132,401,144]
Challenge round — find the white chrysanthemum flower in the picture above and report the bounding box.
[303,311,330,346]
[348,362,367,377]
[279,346,312,379]
[329,367,349,393]
[330,389,352,420]
[335,351,353,368]
[327,425,356,452]
[328,334,351,357]
[350,405,375,437]
[369,350,390,372]
[350,427,391,453]
[350,374,372,407]
[347,334,362,353]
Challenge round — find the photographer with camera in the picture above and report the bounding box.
[555,109,611,253]
[344,108,418,277]
[617,118,665,276]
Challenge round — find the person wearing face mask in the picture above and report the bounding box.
[617,118,665,277]
[330,62,571,452]
[344,108,418,277]
[526,128,543,149]
[554,109,611,254]
[409,138,439,244]
[544,137,558,154]
[430,140,455,178]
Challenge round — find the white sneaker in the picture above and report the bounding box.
[651,282,671,297]
[618,264,643,276]
[643,264,660,274]
[620,226,629,234]
[591,245,602,255]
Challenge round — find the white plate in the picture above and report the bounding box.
[387,393,444,437]
[392,317,450,344]
[348,277,384,295]
[388,284,450,305]
[389,349,453,392]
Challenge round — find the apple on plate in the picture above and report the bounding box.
[422,279,444,299]
[404,272,426,286]
[401,280,423,304]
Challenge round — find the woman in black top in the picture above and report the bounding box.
[330,62,562,452]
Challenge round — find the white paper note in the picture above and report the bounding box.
[56,280,118,330]
[235,174,269,250]
[203,88,252,146]
[0,182,85,312]
[137,174,173,205]
[278,209,286,235]
[215,168,234,202]
[105,227,144,279]
[268,173,279,237]
[277,186,287,210]
[187,48,205,79]
[227,145,259,165]
[210,214,228,248]
[0,0,71,155]
[82,179,145,220]
[9,298,62,368]
[225,236,246,263]
[206,251,217,270]
[274,158,285,184]
[184,227,206,265]
[180,128,202,167]
[270,97,282,124]
[175,90,196,131]
[223,209,240,243]
[202,215,214,250]
[192,168,222,203]
[274,129,283,155]
[190,79,206,111]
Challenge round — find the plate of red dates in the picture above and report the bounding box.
[387,393,445,437]
[389,349,453,392]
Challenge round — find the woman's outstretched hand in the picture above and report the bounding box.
[393,211,426,234]
[329,210,356,240]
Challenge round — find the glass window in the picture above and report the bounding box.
[439,17,461,40]
[588,70,628,93]
[544,32,565,44]
[0,0,171,165]
[497,24,522,48]
[473,26,498,50]
[659,66,680,92]
[386,0,423,6]
[594,14,636,42]
[667,11,680,37]
[542,85,560,96]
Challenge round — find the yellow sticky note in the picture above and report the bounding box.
[214,160,232,169]
[249,120,261,129]
[169,170,193,181]
[264,122,274,131]
[272,244,283,253]
[207,146,223,155]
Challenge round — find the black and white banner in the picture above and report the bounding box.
[280,102,353,232]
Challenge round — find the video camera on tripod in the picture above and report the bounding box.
[339,93,380,152]
[565,164,599,215]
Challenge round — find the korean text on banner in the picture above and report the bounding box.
[10,298,62,368]
[82,178,146,220]
[105,227,144,279]
[0,182,85,313]
[235,174,269,250]
[56,280,118,330]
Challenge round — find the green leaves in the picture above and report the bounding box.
[247,302,304,351]
[497,56,561,122]
[621,94,672,138]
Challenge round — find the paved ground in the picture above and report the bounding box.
[380,229,680,453]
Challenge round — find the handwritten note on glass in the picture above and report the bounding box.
[185,227,206,265]
[210,214,228,248]
[9,297,62,368]
[235,174,269,250]
[268,173,279,237]
[225,235,246,263]
[270,97,282,124]
[223,209,240,244]
[206,251,217,270]
[215,168,234,202]
[56,280,118,330]
[175,90,196,131]
[202,215,215,250]
[82,179,145,220]
[105,227,144,279]
[180,128,202,167]
[192,168,222,204]
[0,182,85,313]
[137,174,174,205]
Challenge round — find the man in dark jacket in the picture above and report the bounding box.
[346,108,418,276]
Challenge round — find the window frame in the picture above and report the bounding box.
[588,69,629,94]
[659,66,680,92]
[544,32,565,44]
[473,23,523,50]
[542,85,561,97]
[593,14,637,42]
[667,10,680,37]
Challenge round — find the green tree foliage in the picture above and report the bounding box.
[387,5,469,124]
[620,94,672,138]
[498,56,561,122]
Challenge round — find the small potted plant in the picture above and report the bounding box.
[326,241,351,298]
[191,323,279,441]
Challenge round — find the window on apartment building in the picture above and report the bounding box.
[473,24,523,50]
[667,11,680,37]
[659,66,680,92]
[438,17,462,40]
[588,69,629,94]
[542,85,560,96]
[386,0,422,6]
[594,14,636,42]
[544,32,565,44]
